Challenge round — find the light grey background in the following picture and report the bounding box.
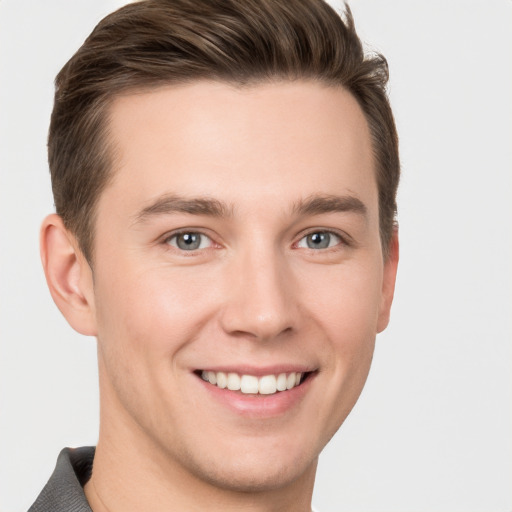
[1,1,511,511]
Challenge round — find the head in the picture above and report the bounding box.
[41,0,399,505]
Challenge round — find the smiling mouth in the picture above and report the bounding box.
[197,370,313,395]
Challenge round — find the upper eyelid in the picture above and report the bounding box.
[162,229,220,254]
[295,228,350,245]
[295,231,342,249]
[162,228,214,242]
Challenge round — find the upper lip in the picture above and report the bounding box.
[195,365,316,377]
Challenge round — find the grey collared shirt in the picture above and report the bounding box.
[29,447,95,512]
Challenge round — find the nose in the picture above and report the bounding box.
[219,248,298,341]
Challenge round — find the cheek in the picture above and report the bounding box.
[94,262,213,356]
[92,263,215,426]
[302,259,383,417]
[304,258,383,347]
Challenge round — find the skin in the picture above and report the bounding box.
[41,80,399,512]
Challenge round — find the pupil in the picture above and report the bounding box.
[183,234,196,244]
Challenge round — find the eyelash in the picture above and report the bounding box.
[294,230,346,251]
[162,228,349,254]
[164,231,216,253]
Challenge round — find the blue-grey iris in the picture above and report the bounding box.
[306,232,331,249]
[176,233,202,250]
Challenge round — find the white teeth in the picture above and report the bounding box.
[227,372,241,391]
[276,373,287,391]
[258,375,277,395]
[201,370,306,395]
[216,371,227,389]
[241,375,259,394]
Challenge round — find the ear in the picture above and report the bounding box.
[40,214,97,336]
[377,226,399,333]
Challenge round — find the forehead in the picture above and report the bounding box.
[103,80,376,217]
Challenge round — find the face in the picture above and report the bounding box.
[87,81,397,492]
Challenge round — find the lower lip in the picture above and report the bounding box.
[197,374,314,418]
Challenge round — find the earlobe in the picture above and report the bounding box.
[377,227,399,333]
[40,214,97,336]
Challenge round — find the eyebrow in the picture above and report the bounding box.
[292,194,368,217]
[133,194,232,224]
[133,192,367,225]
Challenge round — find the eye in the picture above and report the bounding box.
[166,232,213,251]
[297,231,342,250]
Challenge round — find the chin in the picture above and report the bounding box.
[185,448,318,493]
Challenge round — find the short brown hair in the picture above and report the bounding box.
[49,0,399,263]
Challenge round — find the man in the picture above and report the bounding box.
[30,0,399,510]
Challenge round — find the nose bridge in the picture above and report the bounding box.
[220,241,296,340]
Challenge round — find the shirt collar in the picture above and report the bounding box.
[29,446,95,512]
